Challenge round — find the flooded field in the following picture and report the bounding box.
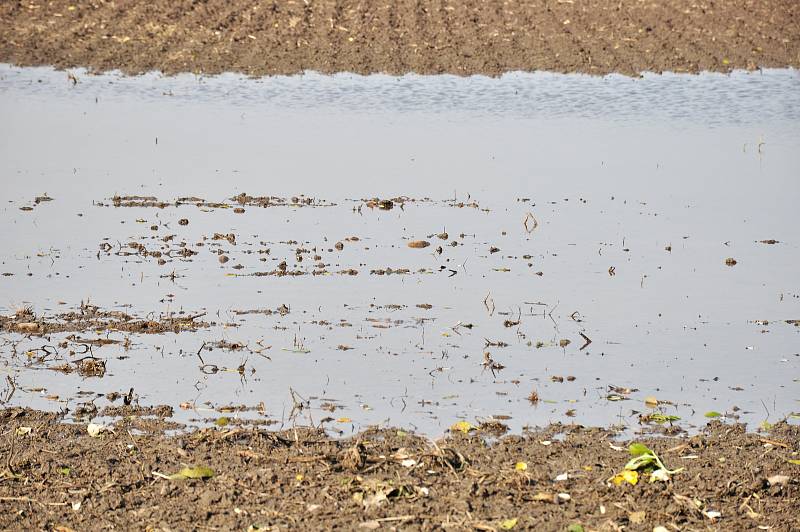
[1,65,799,437]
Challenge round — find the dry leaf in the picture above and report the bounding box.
[629,511,646,524]
[87,423,113,438]
[767,475,790,486]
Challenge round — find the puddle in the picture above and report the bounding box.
[1,65,799,436]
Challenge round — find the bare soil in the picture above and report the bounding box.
[1,0,799,77]
[1,407,798,530]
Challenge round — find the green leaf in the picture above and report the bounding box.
[629,443,651,457]
[58,466,71,476]
[625,454,656,471]
[704,411,722,418]
[567,525,585,532]
[650,414,680,423]
[169,466,215,480]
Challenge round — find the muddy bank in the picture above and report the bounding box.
[1,0,798,77]
[0,408,798,530]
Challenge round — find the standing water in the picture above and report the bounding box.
[1,65,798,435]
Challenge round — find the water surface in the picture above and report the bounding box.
[1,65,798,435]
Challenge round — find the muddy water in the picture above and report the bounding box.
[1,65,798,436]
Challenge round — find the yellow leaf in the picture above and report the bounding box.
[295,474,304,481]
[515,462,528,471]
[500,518,518,530]
[336,417,352,423]
[612,470,639,486]
[644,396,659,408]
[450,420,476,434]
[788,459,800,465]
[169,466,214,480]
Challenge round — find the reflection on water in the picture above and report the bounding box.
[2,65,799,126]
[0,65,798,436]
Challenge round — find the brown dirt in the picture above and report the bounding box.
[99,194,332,209]
[1,1,799,77]
[1,407,798,531]
[0,304,211,337]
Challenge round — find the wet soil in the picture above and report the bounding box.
[0,304,211,336]
[0,407,798,530]
[1,0,799,76]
